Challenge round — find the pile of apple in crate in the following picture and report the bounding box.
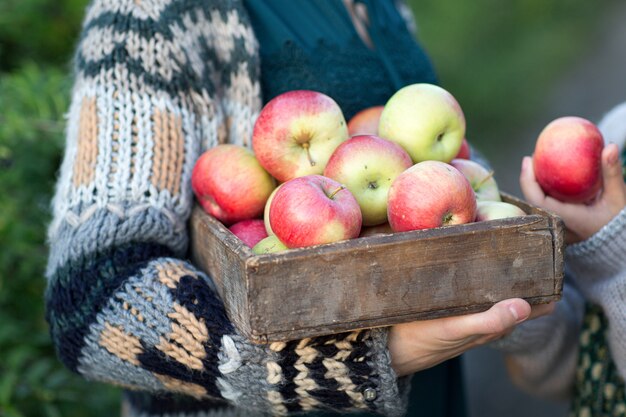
[189,83,602,343]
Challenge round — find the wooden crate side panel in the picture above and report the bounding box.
[247,217,557,340]
[189,207,252,336]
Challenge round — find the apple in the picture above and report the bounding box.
[387,161,476,232]
[455,138,471,159]
[252,90,349,182]
[378,83,466,163]
[252,236,288,254]
[324,135,413,226]
[450,158,501,201]
[347,106,384,136]
[229,219,268,248]
[263,184,283,236]
[269,175,362,248]
[533,116,604,203]
[476,201,526,221]
[359,223,394,237]
[192,144,276,224]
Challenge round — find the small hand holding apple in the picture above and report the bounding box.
[520,143,626,243]
[388,298,555,376]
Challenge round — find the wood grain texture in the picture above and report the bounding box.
[190,193,565,343]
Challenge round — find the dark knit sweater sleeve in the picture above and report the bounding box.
[45,1,406,415]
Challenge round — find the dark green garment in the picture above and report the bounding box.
[243,1,465,416]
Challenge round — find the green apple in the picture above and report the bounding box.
[378,83,466,163]
[450,158,501,201]
[323,135,413,226]
[475,201,526,221]
[252,235,288,254]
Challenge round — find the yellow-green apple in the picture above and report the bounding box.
[359,223,394,237]
[192,144,275,224]
[263,184,283,236]
[455,137,471,159]
[229,219,268,248]
[252,235,288,254]
[475,201,526,221]
[450,158,501,201]
[269,175,362,248]
[387,161,476,232]
[347,105,384,136]
[324,135,412,226]
[252,90,349,182]
[378,83,466,163]
[533,116,604,203]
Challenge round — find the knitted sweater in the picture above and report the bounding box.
[45,1,407,415]
[494,103,626,400]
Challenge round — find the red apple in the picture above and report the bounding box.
[450,158,501,201]
[324,135,413,226]
[252,236,288,254]
[455,138,471,159]
[252,90,349,182]
[192,144,276,224]
[533,117,604,203]
[387,161,477,232]
[347,106,384,136]
[269,175,362,248]
[229,219,268,248]
[476,201,526,221]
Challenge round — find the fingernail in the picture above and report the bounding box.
[509,304,524,322]
[609,150,619,165]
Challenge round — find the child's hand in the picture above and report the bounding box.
[520,143,626,243]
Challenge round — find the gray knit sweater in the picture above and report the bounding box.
[44,1,408,415]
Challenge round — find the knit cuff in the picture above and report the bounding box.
[566,206,626,290]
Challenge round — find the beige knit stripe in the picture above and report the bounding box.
[169,322,206,360]
[168,303,209,342]
[322,358,366,408]
[155,373,206,399]
[269,342,287,352]
[156,335,204,370]
[151,109,183,196]
[292,342,320,411]
[72,97,99,187]
[167,113,184,195]
[266,361,282,384]
[156,261,196,289]
[99,322,142,366]
[266,390,288,416]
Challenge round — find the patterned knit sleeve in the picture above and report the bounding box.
[45,1,406,415]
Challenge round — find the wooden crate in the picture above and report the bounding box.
[189,193,564,344]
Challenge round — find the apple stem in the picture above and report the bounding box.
[328,186,345,199]
[475,170,495,189]
[301,142,316,167]
[442,212,453,224]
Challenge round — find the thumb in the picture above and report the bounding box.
[444,299,531,339]
[600,143,625,199]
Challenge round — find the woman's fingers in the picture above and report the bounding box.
[600,143,626,204]
[441,298,531,340]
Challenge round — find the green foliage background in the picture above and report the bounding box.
[0,0,613,415]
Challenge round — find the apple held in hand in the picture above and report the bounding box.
[229,219,268,248]
[450,158,501,201]
[192,144,275,224]
[533,116,604,203]
[475,201,526,221]
[388,161,477,232]
[269,175,362,248]
[378,83,466,163]
[347,105,384,137]
[252,90,349,182]
[324,135,413,226]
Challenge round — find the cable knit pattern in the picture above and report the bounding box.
[45,1,406,415]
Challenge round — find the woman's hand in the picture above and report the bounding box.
[520,143,626,243]
[388,298,555,377]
